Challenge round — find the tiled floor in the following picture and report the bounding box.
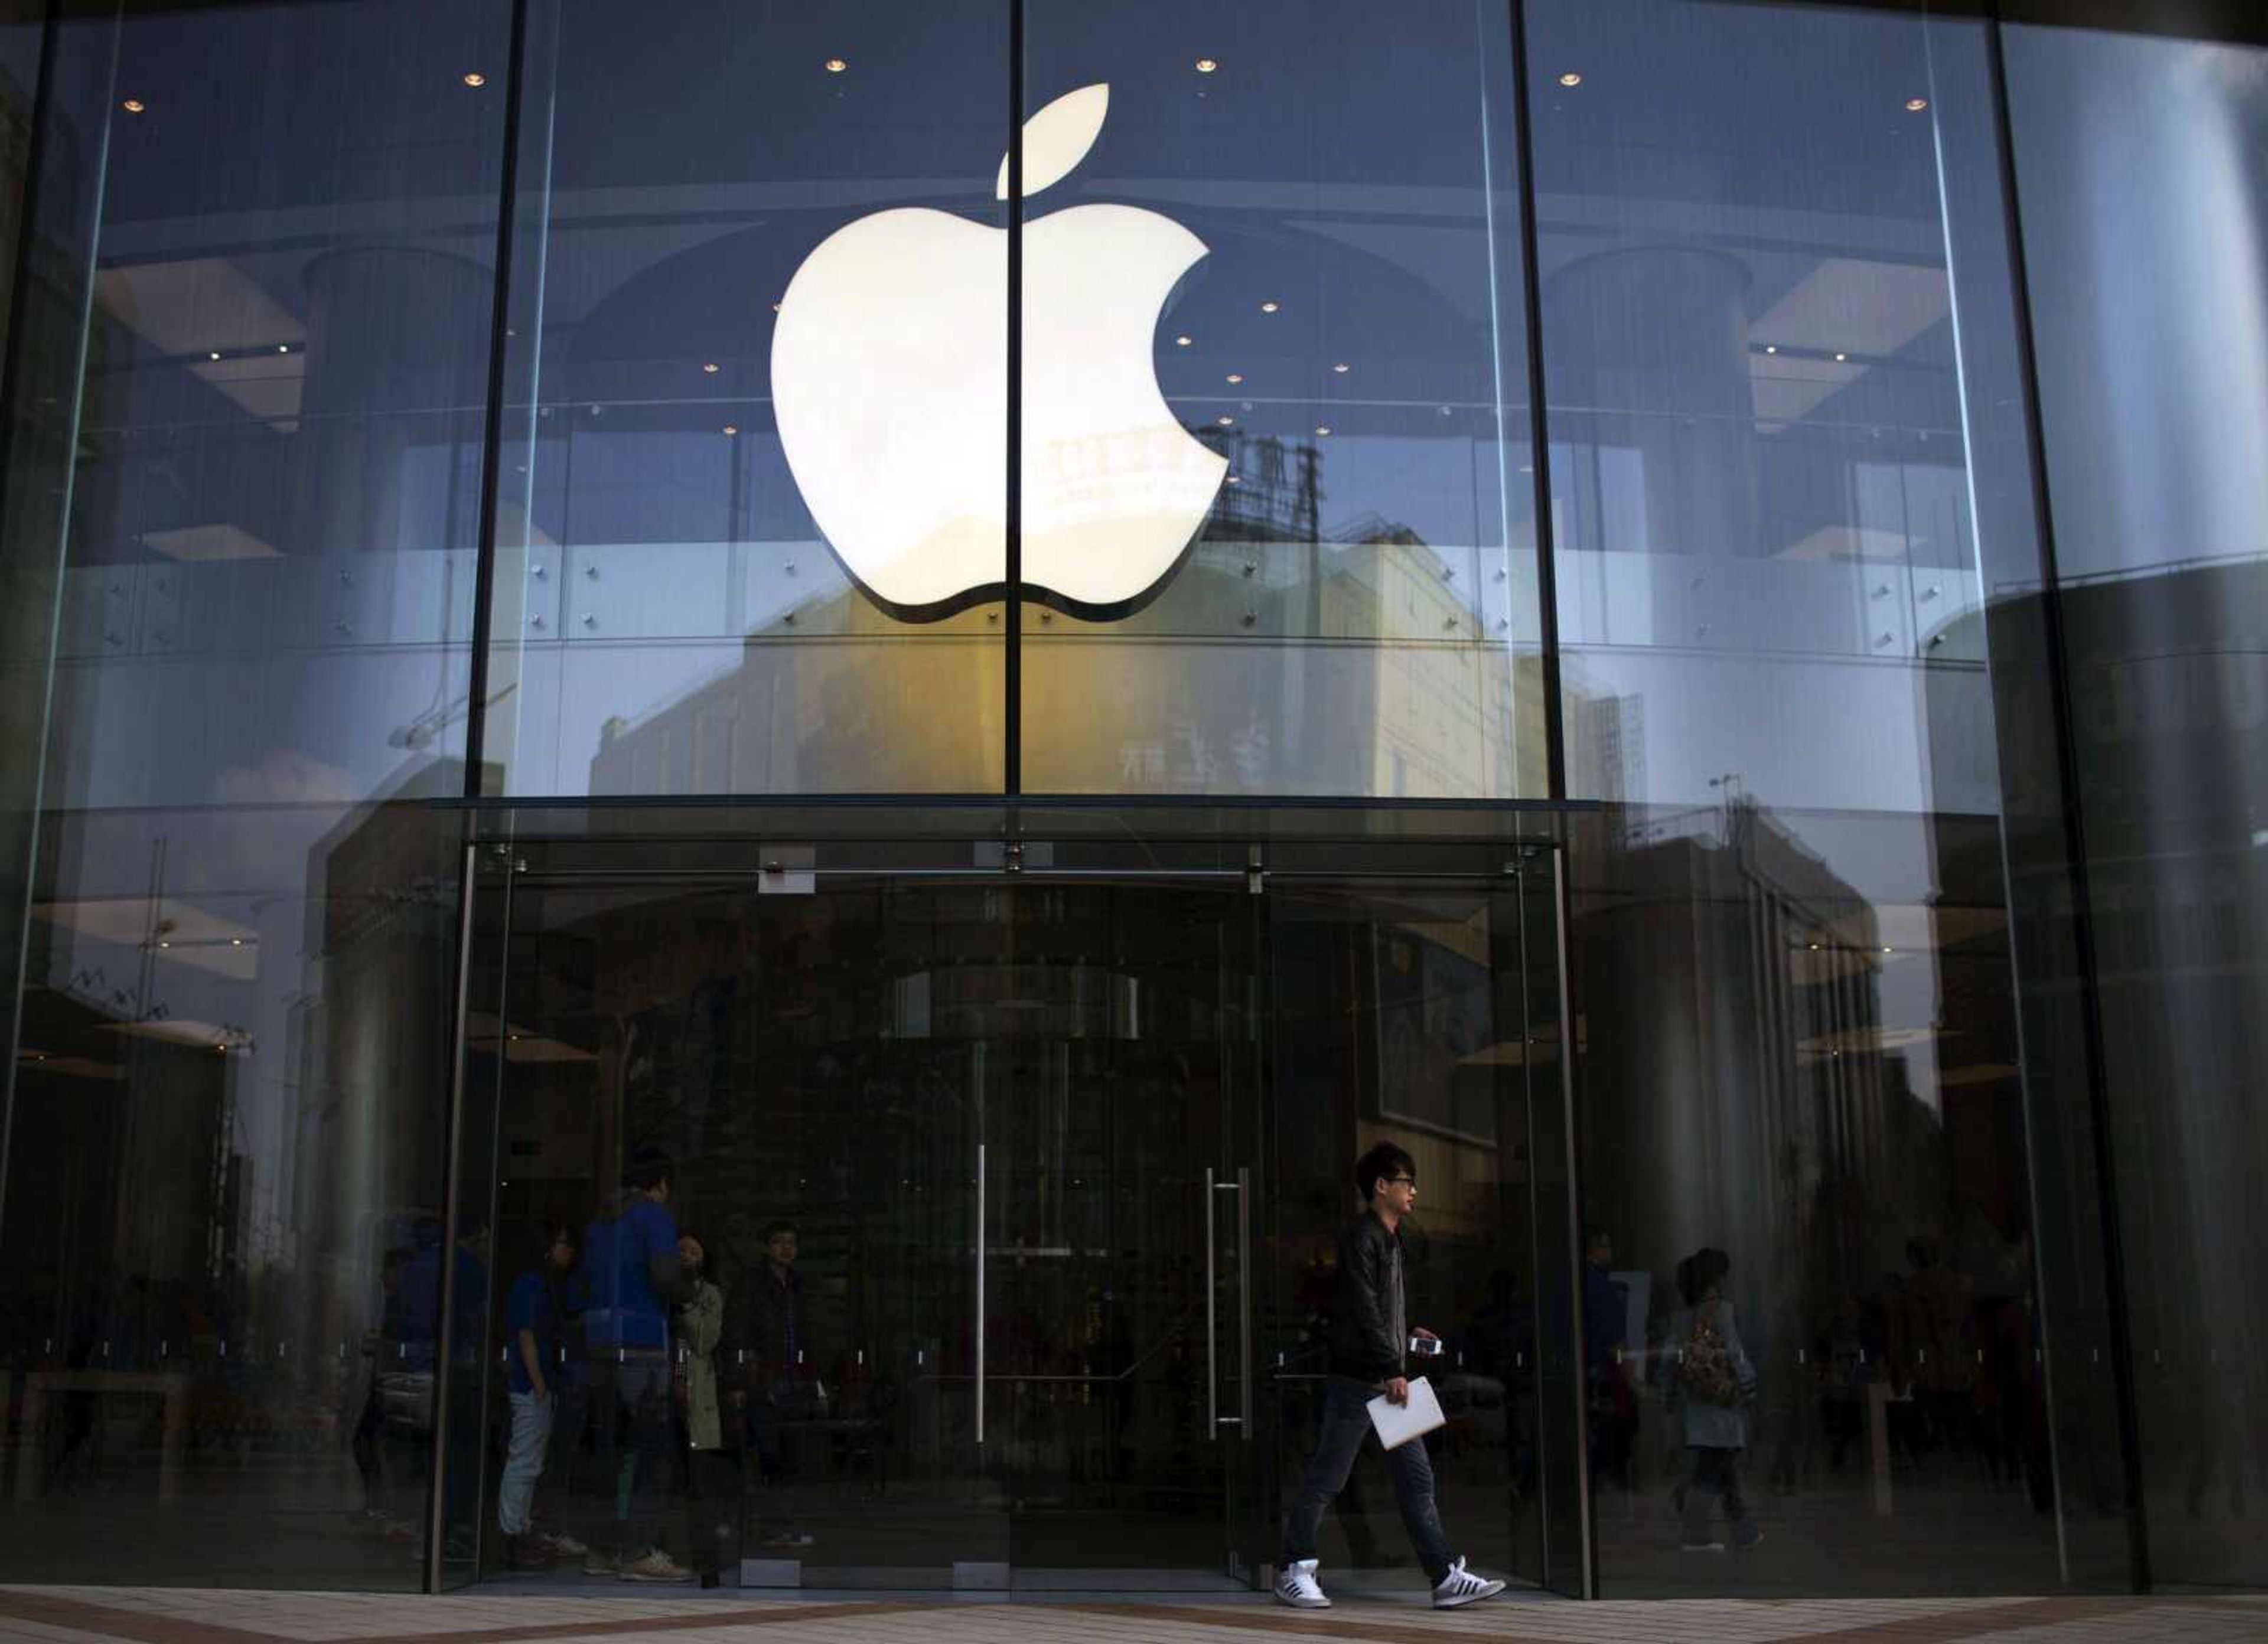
[0,1588,2262,1644]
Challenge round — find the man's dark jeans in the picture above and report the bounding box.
[587,1349,677,1558]
[1283,1376,1455,1584]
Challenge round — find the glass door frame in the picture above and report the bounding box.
[428,817,1589,1597]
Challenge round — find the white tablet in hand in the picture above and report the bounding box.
[1366,1375,1447,1450]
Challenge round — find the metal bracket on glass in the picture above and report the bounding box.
[755,844,815,895]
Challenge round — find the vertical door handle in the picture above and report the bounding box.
[976,1141,986,1446]
[1209,1169,1247,1439]
[1204,1166,1218,1441]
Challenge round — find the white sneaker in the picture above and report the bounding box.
[1274,1558,1331,1609]
[1432,1557,1506,1609]
[615,1547,694,1583]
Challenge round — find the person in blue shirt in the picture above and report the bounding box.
[575,1148,694,1582]
[497,1222,581,1568]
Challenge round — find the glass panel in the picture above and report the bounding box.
[0,0,506,1590]
[1265,880,1542,1594]
[1019,0,1546,798]
[0,803,466,1587]
[985,882,1261,1588]
[1568,801,2066,1596]
[40,1,504,814]
[480,2,1009,797]
[476,875,1002,1586]
[1534,0,1993,816]
[2003,23,2268,1592]
[1529,0,2088,1598]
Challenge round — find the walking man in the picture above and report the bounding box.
[1277,1141,1506,1611]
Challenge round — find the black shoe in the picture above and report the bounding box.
[504,1532,554,1571]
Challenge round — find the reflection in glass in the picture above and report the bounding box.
[0,0,506,1588]
[481,2,1009,797]
[2005,24,2268,1591]
[1529,0,2074,1596]
[0,801,466,1587]
[1021,0,1546,797]
[1569,797,2064,1596]
[1533,0,1993,814]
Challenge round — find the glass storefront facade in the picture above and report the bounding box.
[0,0,2259,1602]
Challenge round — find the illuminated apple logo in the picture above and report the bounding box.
[771,84,1227,617]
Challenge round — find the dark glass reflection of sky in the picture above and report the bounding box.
[526,0,1533,559]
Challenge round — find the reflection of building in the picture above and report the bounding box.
[291,763,469,1367]
[0,0,2262,1609]
[591,436,1543,798]
[1576,793,2033,1333]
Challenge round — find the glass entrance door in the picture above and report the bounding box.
[982,881,1262,1589]
[1261,861,1583,1598]
[448,840,1579,1595]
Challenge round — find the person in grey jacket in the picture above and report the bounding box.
[1665,1247,1763,1551]
[1276,1142,1505,1612]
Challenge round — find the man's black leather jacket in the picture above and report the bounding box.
[1327,1211,1406,1382]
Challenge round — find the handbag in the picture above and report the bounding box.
[1679,1302,1741,1407]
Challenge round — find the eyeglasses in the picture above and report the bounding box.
[1386,1175,1418,1188]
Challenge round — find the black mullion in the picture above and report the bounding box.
[462,0,533,797]
[1508,0,1566,801]
[1982,12,2150,1593]
[1004,1,1024,797]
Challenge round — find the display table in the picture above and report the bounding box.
[15,1370,191,1505]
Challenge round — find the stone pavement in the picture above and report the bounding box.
[0,1588,2263,1644]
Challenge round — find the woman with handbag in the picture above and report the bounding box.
[1667,1247,1762,1552]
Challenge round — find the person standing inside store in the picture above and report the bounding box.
[578,1149,695,1581]
[497,1222,585,1570]
[673,1231,735,1586]
[1581,1225,1636,1493]
[1665,1246,1762,1552]
[731,1219,817,1551]
[1276,1143,1507,1612]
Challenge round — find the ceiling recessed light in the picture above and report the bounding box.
[722,424,739,436]
[826,57,848,74]
[277,344,289,354]
[1216,415,1234,426]
[1314,425,1331,436]
[462,73,486,87]
[1225,372,1243,384]
[208,351,221,361]
[1332,362,1350,374]
[1259,300,1280,314]
[1195,58,1218,74]
[120,98,146,114]
[1175,334,1193,347]
[1834,351,1848,361]
[1225,474,1240,485]
[1764,344,1778,354]
[702,362,721,374]
[1558,71,1583,87]
[1905,97,1928,112]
